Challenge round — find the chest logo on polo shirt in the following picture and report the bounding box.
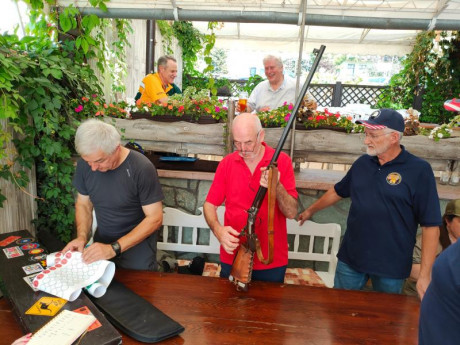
[386,172,402,185]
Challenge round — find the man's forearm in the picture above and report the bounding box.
[276,184,298,219]
[203,202,221,235]
[75,203,93,244]
[419,226,440,279]
[118,214,162,253]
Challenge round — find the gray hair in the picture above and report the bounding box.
[75,119,121,156]
[263,55,283,68]
[157,55,177,68]
[384,128,403,141]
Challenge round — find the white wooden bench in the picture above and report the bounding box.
[286,218,341,288]
[158,207,341,288]
[158,207,223,254]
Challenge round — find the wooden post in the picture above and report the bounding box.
[226,100,235,155]
[0,120,37,235]
[332,82,343,107]
[146,20,155,75]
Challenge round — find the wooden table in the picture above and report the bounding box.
[2,270,420,345]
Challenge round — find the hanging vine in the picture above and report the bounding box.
[157,20,222,94]
[0,0,132,241]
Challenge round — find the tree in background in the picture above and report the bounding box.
[211,48,228,77]
[377,31,460,124]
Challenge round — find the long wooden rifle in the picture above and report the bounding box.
[229,45,326,291]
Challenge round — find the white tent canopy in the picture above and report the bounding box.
[59,0,460,55]
[192,22,418,55]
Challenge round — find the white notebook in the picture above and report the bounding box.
[27,309,96,345]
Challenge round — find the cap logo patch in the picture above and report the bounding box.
[386,172,402,185]
[369,110,382,120]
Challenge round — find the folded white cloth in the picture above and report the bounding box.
[33,251,115,301]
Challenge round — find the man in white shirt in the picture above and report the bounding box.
[247,55,316,113]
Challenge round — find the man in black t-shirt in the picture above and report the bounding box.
[62,119,164,270]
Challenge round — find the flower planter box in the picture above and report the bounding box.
[263,123,349,132]
[130,112,221,124]
[107,118,460,173]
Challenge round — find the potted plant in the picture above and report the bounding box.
[130,87,228,123]
[71,95,129,118]
[258,103,364,133]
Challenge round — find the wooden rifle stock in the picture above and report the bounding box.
[229,45,326,291]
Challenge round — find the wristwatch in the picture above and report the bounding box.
[110,241,122,257]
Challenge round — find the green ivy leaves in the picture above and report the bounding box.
[1,0,131,241]
[377,31,460,124]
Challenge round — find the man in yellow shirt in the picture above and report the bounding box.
[138,55,179,105]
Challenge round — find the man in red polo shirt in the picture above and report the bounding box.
[203,113,298,282]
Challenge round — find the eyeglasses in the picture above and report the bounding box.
[361,132,391,140]
[233,131,261,152]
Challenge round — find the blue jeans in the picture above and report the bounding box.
[334,260,404,294]
[220,262,286,283]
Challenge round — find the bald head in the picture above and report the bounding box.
[233,113,262,137]
[232,113,265,159]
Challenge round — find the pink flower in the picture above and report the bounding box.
[92,94,97,98]
[215,106,221,112]
[219,99,223,103]
[75,105,83,113]
[284,113,291,122]
[288,103,293,110]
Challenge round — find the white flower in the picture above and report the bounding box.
[438,133,443,138]
[126,97,136,107]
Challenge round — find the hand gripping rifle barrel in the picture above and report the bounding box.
[229,45,326,291]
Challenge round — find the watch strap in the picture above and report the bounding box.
[111,241,122,257]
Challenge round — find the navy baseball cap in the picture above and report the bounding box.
[356,109,405,132]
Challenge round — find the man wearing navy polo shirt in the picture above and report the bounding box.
[299,108,441,299]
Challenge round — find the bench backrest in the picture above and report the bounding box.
[158,207,223,254]
[158,207,341,287]
[286,218,341,287]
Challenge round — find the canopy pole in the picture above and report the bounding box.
[73,8,460,31]
[290,0,307,160]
